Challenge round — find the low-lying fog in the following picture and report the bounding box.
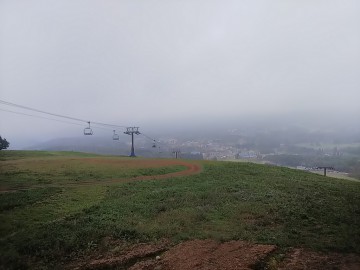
[1,1,359,149]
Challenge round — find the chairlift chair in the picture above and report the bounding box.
[113,130,120,140]
[84,121,93,135]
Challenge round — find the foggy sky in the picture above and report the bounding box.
[0,0,359,148]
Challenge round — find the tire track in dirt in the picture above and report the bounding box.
[0,160,202,192]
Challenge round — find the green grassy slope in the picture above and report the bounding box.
[0,151,184,190]
[0,151,359,269]
[0,150,101,161]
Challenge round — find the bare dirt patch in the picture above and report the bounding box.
[78,241,169,270]
[152,240,276,270]
[74,240,276,270]
[133,160,202,180]
[277,248,360,270]
[71,240,360,270]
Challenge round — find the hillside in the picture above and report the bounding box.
[0,150,359,269]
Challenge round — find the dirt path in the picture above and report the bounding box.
[65,160,202,187]
[0,160,202,192]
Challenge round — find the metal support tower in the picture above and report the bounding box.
[124,127,140,157]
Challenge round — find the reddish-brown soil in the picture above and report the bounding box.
[150,240,276,270]
[72,240,276,270]
[132,160,202,180]
[277,248,360,270]
[71,240,360,270]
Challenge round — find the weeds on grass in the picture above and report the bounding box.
[1,151,360,269]
[0,156,185,190]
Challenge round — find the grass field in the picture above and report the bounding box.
[0,150,359,269]
[0,151,185,190]
[309,170,360,181]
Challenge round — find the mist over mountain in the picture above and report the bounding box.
[6,110,356,179]
[1,1,359,176]
[26,115,360,156]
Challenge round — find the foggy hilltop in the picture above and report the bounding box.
[1,2,360,269]
[22,115,360,179]
[1,1,359,178]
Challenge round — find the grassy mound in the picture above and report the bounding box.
[0,151,359,269]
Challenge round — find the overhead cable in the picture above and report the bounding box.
[0,99,129,129]
[0,100,87,123]
[0,108,112,131]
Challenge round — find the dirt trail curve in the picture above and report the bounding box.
[78,159,202,186]
[0,160,202,192]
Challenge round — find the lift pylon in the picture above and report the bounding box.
[124,127,140,157]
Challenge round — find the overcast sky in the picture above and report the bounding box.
[0,0,359,148]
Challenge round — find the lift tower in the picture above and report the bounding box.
[124,127,140,157]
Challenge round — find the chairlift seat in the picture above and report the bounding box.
[84,121,93,135]
[84,128,93,135]
[113,130,120,140]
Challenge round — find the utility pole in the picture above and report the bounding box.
[317,166,335,176]
[124,127,140,157]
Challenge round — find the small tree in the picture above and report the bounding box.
[0,136,10,150]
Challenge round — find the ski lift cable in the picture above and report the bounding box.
[0,108,85,127]
[0,99,130,129]
[140,132,156,142]
[91,122,128,129]
[140,132,163,146]
[0,100,86,123]
[0,108,112,131]
[1,99,160,155]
